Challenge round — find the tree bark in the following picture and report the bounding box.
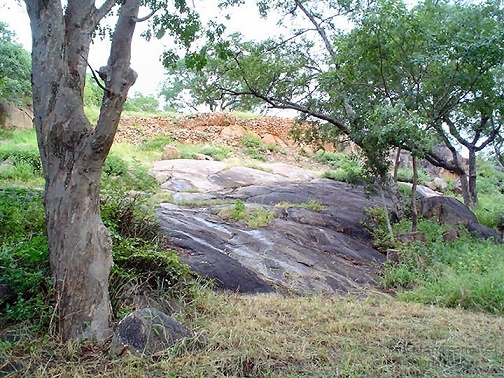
[24,0,139,341]
[467,147,478,206]
[411,155,418,232]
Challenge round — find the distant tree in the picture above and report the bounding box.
[160,37,263,113]
[0,22,31,106]
[124,91,160,113]
[83,73,104,108]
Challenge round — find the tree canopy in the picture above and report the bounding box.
[179,0,504,205]
[0,22,31,106]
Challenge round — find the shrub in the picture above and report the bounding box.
[0,188,52,330]
[139,136,173,152]
[0,144,43,181]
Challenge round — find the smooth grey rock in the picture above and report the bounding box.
[419,196,478,226]
[157,180,387,295]
[466,222,503,243]
[110,308,193,357]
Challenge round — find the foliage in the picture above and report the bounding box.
[83,73,104,109]
[395,168,429,185]
[123,92,160,113]
[241,132,277,161]
[177,143,232,161]
[101,154,159,193]
[0,188,52,329]
[160,39,263,112]
[185,0,504,205]
[0,22,31,106]
[377,216,504,315]
[0,133,44,185]
[139,135,173,152]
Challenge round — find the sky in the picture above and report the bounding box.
[0,0,279,97]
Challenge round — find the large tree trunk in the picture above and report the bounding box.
[24,0,139,341]
[45,161,112,340]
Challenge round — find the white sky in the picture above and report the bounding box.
[0,0,279,97]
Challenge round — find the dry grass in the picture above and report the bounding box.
[2,292,503,377]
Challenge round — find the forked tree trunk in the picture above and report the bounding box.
[24,0,139,341]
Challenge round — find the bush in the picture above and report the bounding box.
[0,144,43,182]
[101,155,158,194]
[139,136,173,152]
[0,188,52,329]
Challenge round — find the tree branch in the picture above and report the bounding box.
[94,0,118,28]
[132,8,159,22]
[294,0,336,59]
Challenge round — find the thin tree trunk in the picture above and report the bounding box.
[378,180,394,240]
[467,148,478,205]
[459,172,471,207]
[393,148,401,182]
[411,155,418,232]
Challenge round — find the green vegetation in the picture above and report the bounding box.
[177,143,231,161]
[276,199,325,211]
[0,22,31,106]
[315,151,367,185]
[0,129,44,187]
[217,200,276,228]
[0,129,198,333]
[368,211,504,315]
[241,132,278,162]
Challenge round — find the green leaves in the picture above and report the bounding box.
[0,22,31,106]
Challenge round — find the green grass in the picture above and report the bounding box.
[217,201,276,228]
[276,199,325,211]
[177,143,232,161]
[378,218,504,315]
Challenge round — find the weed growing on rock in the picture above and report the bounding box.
[217,201,276,228]
[276,199,325,211]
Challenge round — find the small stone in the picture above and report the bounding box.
[432,177,448,191]
[443,228,459,242]
[161,145,181,160]
[396,232,426,244]
[194,153,214,161]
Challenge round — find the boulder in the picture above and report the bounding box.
[161,145,181,160]
[443,229,460,242]
[0,103,33,130]
[419,196,478,226]
[466,223,502,243]
[220,125,246,138]
[110,308,193,357]
[157,180,387,295]
[419,196,502,243]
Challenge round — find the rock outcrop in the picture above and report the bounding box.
[153,157,389,295]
